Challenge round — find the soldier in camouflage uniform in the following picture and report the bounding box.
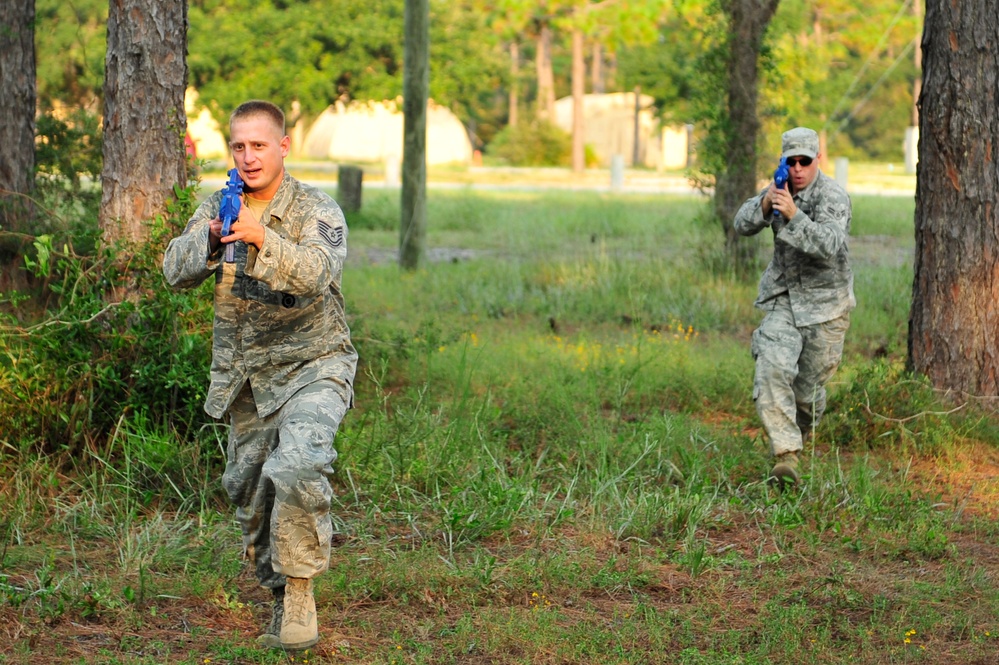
[163,100,357,650]
[734,127,854,489]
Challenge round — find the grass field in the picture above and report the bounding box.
[2,184,998,664]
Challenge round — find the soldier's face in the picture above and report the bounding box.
[229,115,290,200]
[787,153,820,191]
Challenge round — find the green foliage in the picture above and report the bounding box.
[34,0,108,110]
[487,120,571,166]
[616,12,707,127]
[35,110,103,186]
[187,0,405,119]
[824,359,959,453]
[33,0,924,163]
[0,185,215,467]
[185,0,507,142]
[32,109,104,246]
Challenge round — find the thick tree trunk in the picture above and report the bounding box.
[908,0,999,396]
[400,0,429,271]
[911,0,922,128]
[715,0,779,268]
[100,0,188,248]
[0,0,37,234]
[571,30,585,173]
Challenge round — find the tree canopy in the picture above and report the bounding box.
[33,0,921,162]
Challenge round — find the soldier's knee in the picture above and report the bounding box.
[264,458,332,513]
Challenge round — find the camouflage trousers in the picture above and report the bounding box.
[222,379,347,588]
[751,296,850,457]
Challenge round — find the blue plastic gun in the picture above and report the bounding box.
[772,157,789,224]
[219,168,243,263]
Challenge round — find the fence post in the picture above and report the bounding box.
[338,165,363,212]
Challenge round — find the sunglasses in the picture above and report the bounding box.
[785,156,813,167]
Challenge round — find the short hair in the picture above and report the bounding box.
[230,100,286,135]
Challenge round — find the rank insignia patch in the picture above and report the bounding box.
[317,221,344,248]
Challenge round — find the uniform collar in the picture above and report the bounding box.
[260,171,295,221]
[795,169,823,203]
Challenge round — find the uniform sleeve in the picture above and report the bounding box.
[244,199,347,299]
[162,194,223,289]
[733,188,772,236]
[776,187,851,261]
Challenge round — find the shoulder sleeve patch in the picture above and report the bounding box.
[317,220,345,248]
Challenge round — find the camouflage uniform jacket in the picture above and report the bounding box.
[163,171,357,419]
[734,170,855,326]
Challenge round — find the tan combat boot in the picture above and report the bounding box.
[256,586,284,649]
[769,452,801,490]
[280,577,319,650]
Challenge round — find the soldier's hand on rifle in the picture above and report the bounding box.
[220,207,266,251]
[761,183,777,221]
[770,185,798,220]
[208,217,224,253]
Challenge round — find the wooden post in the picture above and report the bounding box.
[632,86,641,167]
[400,0,428,271]
[337,165,363,213]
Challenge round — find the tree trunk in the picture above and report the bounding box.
[400,0,429,271]
[591,40,604,94]
[715,0,779,268]
[911,0,922,127]
[908,0,999,397]
[535,24,555,122]
[0,0,36,234]
[571,30,585,173]
[509,41,519,127]
[100,0,188,249]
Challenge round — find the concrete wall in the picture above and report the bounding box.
[303,99,473,166]
[552,92,688,170]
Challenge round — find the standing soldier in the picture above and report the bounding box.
[163,100,356,650]
[734,127,854,488]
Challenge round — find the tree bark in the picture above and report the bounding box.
[100,0,188,248]
[715,0,779,268]
[0,0,37,234]
[571,29,586,173]
[400,0,429,271]
[911,0,922,128]
[908,0,999,396]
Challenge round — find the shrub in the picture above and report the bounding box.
[487,120,571,167]
[0,186,216,464]
[33,110,104,247]
[823,359,957,452]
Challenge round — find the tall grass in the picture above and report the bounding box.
[2,187,997,664]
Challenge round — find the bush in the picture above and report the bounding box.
[823,359,957,452]
[33,110,104,247]
[0,186,216,464]
[487,120,571,167]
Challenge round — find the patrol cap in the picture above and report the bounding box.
[781,127,819,159]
